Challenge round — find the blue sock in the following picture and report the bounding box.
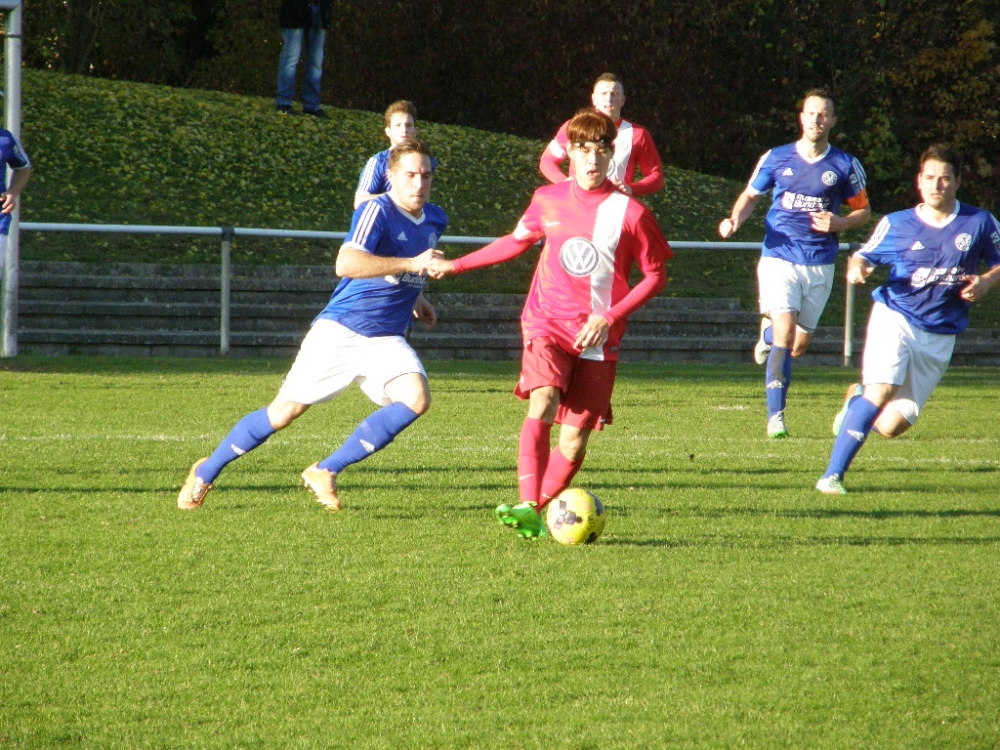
[823,397,881,479]
[763,324,774,346]
[197,408,276,483]
[765,346,792,417]
[319,402,420,475]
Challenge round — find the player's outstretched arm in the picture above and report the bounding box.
[335,246,443,279]
[436,233,538,277]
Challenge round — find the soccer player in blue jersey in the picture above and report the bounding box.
[178,140,446,512]
[719,89,871,438]
[0,127,31,282]
[816,144,1000,494]
[354,101,437,209]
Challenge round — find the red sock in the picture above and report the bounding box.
[538,447,585,510]
[517,417,551,505]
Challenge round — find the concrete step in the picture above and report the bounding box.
[11,261,1000,364]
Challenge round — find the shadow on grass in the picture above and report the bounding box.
[604,534,1000,548]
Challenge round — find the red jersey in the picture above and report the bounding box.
[539,118,665,196]
[453,180,672,361]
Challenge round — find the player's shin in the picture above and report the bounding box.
[198,408,276,483]
[319,402,420,474]
[538,447,585,510]
[823,397,881,479]
[517,417,552,505]
[765,346,792,417]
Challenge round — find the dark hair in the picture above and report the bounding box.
[567,109,617,149]
[919,144,962,177]
[388,138,432,171]
[384,100,417,127]
[593,72,624,94]
[800,87,835,115]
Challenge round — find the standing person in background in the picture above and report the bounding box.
[816,144,1000,494]
[0,127,30,283]
[539,73,664,198]
[355,100,437,209]
[429,110,672,539]
[718,88,870,439]
[275,0,333,118]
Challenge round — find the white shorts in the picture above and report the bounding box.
[277,318,426,406]
[757,256,835,333]
[861,302,955,425]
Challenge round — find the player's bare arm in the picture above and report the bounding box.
[1,167,31,215]
[424,257,455,279]
[846,253,875,284]
[719,190,761,238]
[411,292,437,327]
[960,264,1000,302]
[809,205,871,234]
[335,245,443,279]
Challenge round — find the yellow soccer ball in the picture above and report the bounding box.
[545,488,606,545]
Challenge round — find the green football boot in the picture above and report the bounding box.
[495,502,549,539]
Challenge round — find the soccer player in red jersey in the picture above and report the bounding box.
[539,73,664,197]
[428,109,673,538]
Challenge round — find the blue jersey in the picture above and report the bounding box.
[355,149,438,201]
[315,194,447,337]
[748,143,867,265]
[0,129,30,236]
[858,202,1000,335]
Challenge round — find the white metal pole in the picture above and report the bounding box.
[220,227,232,355]
[1,1,22,357]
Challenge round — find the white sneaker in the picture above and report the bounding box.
[832,383,864,436]
[754,317,772,365]
[767,411,788,439]
[815,475,848,494]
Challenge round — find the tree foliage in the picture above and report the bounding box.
[14,0,1000,212]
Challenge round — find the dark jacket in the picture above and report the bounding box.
[279,0,333,30]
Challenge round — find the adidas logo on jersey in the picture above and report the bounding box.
[782,168,794,176]
[909,241,925,251]
[397,231,408,241]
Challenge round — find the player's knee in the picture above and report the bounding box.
[405,390,431,416]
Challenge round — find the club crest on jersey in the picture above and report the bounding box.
[821,171,838,186]
[559,236,600,277]
[954,233,972,253]
[428,233,438,247]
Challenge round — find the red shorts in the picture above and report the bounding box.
[514,336,617,431]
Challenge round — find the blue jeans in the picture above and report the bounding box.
[275,10,326,111]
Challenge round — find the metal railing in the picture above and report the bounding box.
[2,221,859,363]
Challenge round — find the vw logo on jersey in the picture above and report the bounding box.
[821,170,838,186]
[954,233,972,253]
[559,236,600,277]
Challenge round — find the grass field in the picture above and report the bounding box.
[2,357,999,749]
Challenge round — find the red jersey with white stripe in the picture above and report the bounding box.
[540,118,664,196]
[453,180,671,361]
